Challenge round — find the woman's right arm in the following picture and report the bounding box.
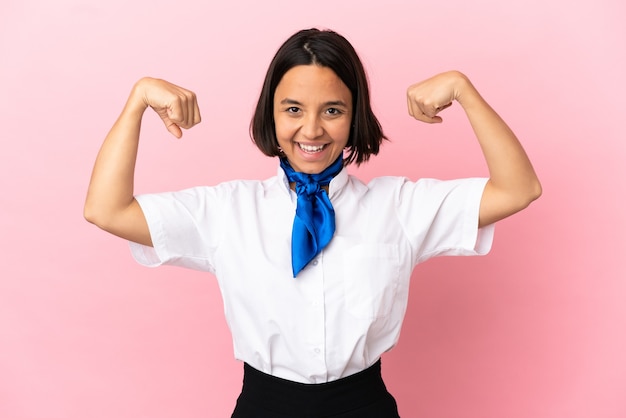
[84,77,201,246]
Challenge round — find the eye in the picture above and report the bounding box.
[326,107,343,115]
[286,106,300,114]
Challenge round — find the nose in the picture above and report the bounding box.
[300,114,324,140]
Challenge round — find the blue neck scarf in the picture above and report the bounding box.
[280,155,344,277]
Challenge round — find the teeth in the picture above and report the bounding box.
[298,143,325,152]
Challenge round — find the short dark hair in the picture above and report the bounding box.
[250,28,386,166]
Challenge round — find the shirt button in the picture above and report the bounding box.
[314,348,321,354]
[311,259,319,266]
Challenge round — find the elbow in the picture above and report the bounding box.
[517,178,543,211]
[529,178,543,204]
[480,177,542,227]
[83,200,112,230]
[83,202,101,227]
[83,199,95,224]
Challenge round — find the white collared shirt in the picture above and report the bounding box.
[130,166,494,383]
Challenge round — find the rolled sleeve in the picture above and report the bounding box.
[396,177,494,265]
[128,188,220,273]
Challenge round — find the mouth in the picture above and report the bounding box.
[297,142,328,153]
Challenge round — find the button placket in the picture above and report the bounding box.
[307,256,326,368]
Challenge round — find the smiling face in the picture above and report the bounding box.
[273,65,353,174]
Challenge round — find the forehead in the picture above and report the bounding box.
[274,65,351,103]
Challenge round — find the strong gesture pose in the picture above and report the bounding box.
[85,29,540,418]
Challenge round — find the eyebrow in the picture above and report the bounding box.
[279,98,349,107]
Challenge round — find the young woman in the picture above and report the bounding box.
[85,28,541,417]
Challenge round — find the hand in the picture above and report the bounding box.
[406,71,469,124]
[133,77,202,138]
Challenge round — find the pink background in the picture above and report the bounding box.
[1,0,625,417]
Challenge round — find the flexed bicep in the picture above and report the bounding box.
[84,78,201,245]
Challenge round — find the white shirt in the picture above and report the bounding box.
[130,166,494,383]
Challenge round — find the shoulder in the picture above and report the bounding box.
[333,174,410,205]
[202,174,283,193]
[137,175,283,204]
[358,176,487,204]
[209,175,288,202]
[366,176,486,192]
[363,175,412,197]
[367,175,409,188]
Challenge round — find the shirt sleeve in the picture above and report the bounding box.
[394,177,495,266]
[128,186,225,273]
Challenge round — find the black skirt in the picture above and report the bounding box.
[231,359,400,418]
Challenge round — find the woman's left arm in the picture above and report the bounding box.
[406,70,542,227]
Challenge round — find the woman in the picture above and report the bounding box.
[85,28,541,417]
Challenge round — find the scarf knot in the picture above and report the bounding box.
[280,155,343,277]
[296,180,321,197]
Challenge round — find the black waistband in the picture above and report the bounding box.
[233,360,399,417]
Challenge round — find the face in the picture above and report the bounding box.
[273,65,352,174]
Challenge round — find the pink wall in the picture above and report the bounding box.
[1,0,625,417]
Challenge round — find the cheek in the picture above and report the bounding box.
[332,122,352,145]
[274,117,298,139]
[273,121,287,141]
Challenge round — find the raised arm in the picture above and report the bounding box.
[84,77,201,245]
[406,71,541,227]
